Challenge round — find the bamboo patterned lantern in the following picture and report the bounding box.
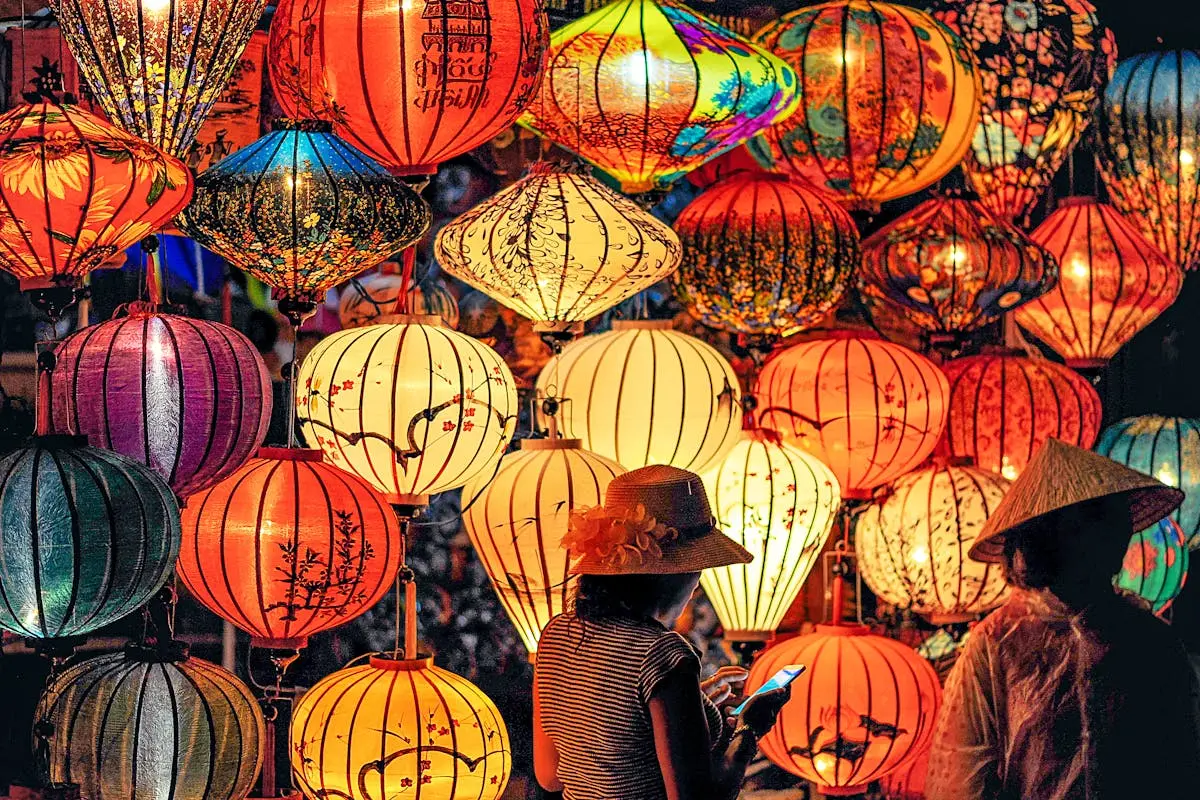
[1115,518,1189,615]
[339,271,460,330]
[1014,198,1183,368]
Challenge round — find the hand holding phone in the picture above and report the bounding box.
[732,664,806,716]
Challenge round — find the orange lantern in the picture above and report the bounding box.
[177,448,403,648]
[749,625,942,794]
[756,334,950,499]
[1014,197,1183,369]
[941,352,1102,479]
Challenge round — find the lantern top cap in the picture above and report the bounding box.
[255,447,324,463]
[520,437,584,451]
[611,319,673,332]
[271,118,335,134]
[376,313,446,328]
[814,623,872,637]
[1055,196,1100,209]
[369,654,433,671]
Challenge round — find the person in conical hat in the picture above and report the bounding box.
[927,439,1200,800]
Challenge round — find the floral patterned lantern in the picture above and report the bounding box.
[519,0,800,194]
[749,1,980,210]
[269,0,548,177]
[1014,197,1182,368]
[436,164,682,334]
[673,171,860,338]
[339,270,460,330]
[932,0,1116,221]
[1115,518,1189,615]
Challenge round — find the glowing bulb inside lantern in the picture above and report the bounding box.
[142,0,171,13]
[617,51,659,92]
[1069,256,1089,279]
[1156,462,1178,487]
[1181,150,1195,167]
[909,545,930,565]
[1000,456,1018,482]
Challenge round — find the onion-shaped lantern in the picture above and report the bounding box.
[38,648,264,800]
[177,448,404,649]
[749,1,980,210]
[860,195,1057,338]
[941,352,1102,480]
[1014,198,1182,368]
[1096,415,1200,548]
[0,435,180,639]
[461,438,625,653]
[436,164,682,334]
[340,270,460,330]
[535,320,742,473]
[756,334,950,500]
[519,0,800,194]
[749,625,942,794]
[1115,518,1189,615]
[50,0,266,157]
[700,429,840,641]
[269,0,548,177]
[673,172,860,337]
[298,316,518,504]
[0,103,192,292]
[932,0,1116,220]
[50,305,272,499]
[856,463,1011,621]
[291,655,511,800]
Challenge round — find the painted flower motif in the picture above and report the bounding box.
[562,503,679,568]
[0,131,90,198]
[1122,541,1158,579]
[1003,0,1038,33]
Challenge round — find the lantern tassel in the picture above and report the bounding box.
[394,247,417,316]
[144,235,164,306]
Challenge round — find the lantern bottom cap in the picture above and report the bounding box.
[532,320,585,335]
[388,494,430,513]
[925,612,978,625]
[250,636,309,650]
[722,629,776,643]
[1066,358,1107,370]
[819,783,871,796]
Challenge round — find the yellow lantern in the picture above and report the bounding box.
[701,429,841,642]
[291,655,511,800]
[462,438,626,653]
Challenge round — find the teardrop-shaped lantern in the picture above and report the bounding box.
[1116,518,1189,615]
[339,270,460,330]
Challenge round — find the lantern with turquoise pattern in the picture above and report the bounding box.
[1116,518,1189,616]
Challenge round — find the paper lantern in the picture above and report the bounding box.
[749,1,980,210]
[673,172,860,337]
[519,0,800,193]
[932,0,1116,220]
[1014,198,1182,368]
[700,429,840,641]
[291,655,510,800]
[860,195,1057,338]
[38,649,264,800]
[1096,415,1200,548]
[0,102,192,291]
[756,335,950,499]
[50,0,265,157]
[750,625,942,795]
[269,0,548,176]
[856,464,1010,620]
[0,435,180,639]
[340,271,460,330]
[436,164,682,333]
[880,746,930,800]
[941,352,1102,480]
[1099,50,1200,270]
[535,320,742,473]
[50,305,272,499]
[180,120,431,310]
[461,438,625,653]
[298,316,518,503]
[1116,518,1189,615]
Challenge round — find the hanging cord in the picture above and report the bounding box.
[390,514,418,660]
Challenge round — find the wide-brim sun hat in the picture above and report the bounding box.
[969,438,1184,563]
[565,464,753,575]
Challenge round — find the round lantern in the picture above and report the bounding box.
[749,1,980,210]
[1014,198,1182,368]
[673,172,860,337]
[932,0,1116,220]
[0,435,180,639]
[290,655,511,800]
[1096,415,1200,548]
[50,305,272,499]
[756,335,950,499]
[860,195,1057,338]
[177,448,404,648]
[749,625,942,794]
[879,746,930,800]
[269,0,548,176]
[534,320,742,473]
[461,438,625,653]
[856,464,1011,620]
[297,316,519,503]
[340,271,460,330]
[38,648,264,800]
[50,0,266,157]
[1115,518,1189,615]
[1099,50,1200,270]
[700,429,841,641]
[519,0,800,193]
[941,352,1103,480]
[0,103,192,291]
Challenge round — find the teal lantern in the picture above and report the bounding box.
[1115,518,1189,616]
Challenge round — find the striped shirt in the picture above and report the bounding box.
[535,612,725,800]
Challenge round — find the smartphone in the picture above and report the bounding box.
[731,664,806,715]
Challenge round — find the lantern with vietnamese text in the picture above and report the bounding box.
[1115,518,1189,615]
[339,271,460,330]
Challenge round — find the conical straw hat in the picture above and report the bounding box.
[969,438,1184,563]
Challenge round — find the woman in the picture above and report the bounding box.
[534,465,791,800]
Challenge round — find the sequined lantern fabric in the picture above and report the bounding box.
[1116,518,1189,615]
[673,172,860,337]
[749,1,980,210]
[339,271,460,330]
[519,0,800,193]
[0,103,192,290]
